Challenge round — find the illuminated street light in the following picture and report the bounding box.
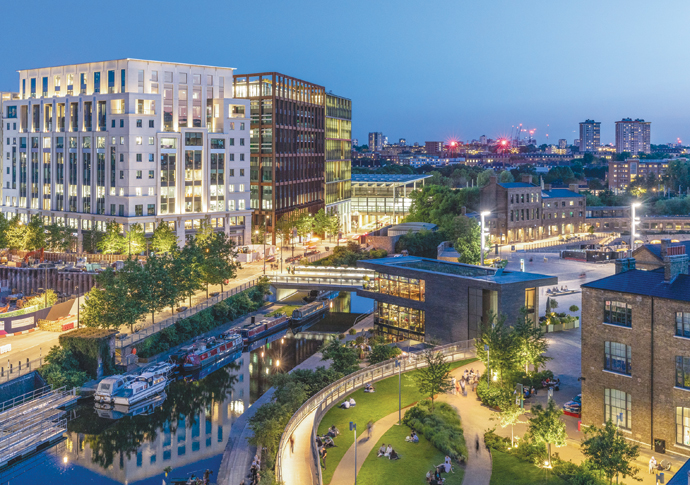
[480,211,491,265]
[631,202,642,252]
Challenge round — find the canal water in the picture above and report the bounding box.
[0,291,372,485]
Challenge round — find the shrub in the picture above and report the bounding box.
[338,333,346,340]
[368,344,402,364]
[569,305,579,313]
[403,400,467,460]
[38,346,90,389]
[484,429,511,452]
[348,328,357,335]
[476,375,511,409]
[59,328,117,377]
[512,369,554,389]
[355,336,365,345]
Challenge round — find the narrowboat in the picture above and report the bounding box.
[113,370,168,406]
[290,301,328,323]
[240,314,289,344]
[179,332,243,371]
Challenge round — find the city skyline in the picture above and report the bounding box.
[2,1,690,146]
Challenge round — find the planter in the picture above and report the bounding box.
[564,321,574,330]
[552,323,564,332]
[574,319,580,328]
[547,324,554,333]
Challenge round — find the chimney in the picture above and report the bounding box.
[569,183,580,193]
[461,206,467,215]
[489,175,498,184]
[544,183,551,191]
[521,174,532,184]
[663,244,689,284]
[615,258,636,274]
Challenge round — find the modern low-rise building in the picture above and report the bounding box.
[356,256,557,343]
[608,158,668,191]
[1,59,252,247]
[581,240,690,456]
[351,174,430,230]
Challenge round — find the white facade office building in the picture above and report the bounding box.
[1,59,252,247]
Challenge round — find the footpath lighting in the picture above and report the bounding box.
[630,202,642,253]
[480,211,491,265]
[349,422,358,485]
[485,344,490,389]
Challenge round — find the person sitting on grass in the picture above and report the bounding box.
[377,444,387,457]
[389,448,400,460]
[364,382,375,393]
[348,397,356,407]
[321,436,334,448]
[405,430,419,443]
[327,425,340,437]
[384,444,392,458]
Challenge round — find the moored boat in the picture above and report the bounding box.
[112,370,167,406]
[179,332,243,371]
[240,314,289,344]
[94,375,136,404]
[290,301,327,323]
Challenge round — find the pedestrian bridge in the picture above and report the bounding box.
[269,266,375,299]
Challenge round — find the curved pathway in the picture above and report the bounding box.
[325,361,490,485]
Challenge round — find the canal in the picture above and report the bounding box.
[0,291,372,485]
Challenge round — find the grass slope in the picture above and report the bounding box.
[357,423,464,485]
[490,451,566,485]
[318,358,476,485]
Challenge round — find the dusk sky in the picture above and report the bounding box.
[3,0,688,146]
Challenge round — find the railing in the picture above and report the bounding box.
[115,277,261,349]
[270,275,364,287]
[522,234,604,252]
[0,385,51,414]
[0,356,45,383]
[275,339,477,485]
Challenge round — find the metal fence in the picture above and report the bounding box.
[0,356,45,383]
[0,385,51,414]
[115,277,262,349]
[275,339,477,485]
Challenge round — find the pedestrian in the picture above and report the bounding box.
[367,420,374,439]
[456,379,461,396]
[321,447,328,469]
[290,434,295,454]
[649,456,657,474]
[475,435,480,453]
[460,378,466,396]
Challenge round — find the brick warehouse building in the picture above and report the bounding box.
[581,239,690,456]
[480,174,586,244]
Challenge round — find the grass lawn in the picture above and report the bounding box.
[357,422,464,485]
[268,304,301,317]
[490,451,566,485]
[318,358,477,485]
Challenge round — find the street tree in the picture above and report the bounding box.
[453,215,482,265]
[527,399,567,467]
[274,216,294,251]
[199,231,240,295]
[194,217,215,247]
[326,213,341,242]
[117,258,148,332]
[177,239,205,308]
[412,348,453,410]
[45,220,75,252]
[581,420,640,485]
[320,338,359,375]
[124,223,147,255]
[98,221,126,254]
[492,396,525,448]
[513,309,550,374]
[25,215,46,251]
[151,222,178,254]
[81,268,137,330]
[313,208,329,237]
[475,312,518,383]
[295,213,314,241]
[6,216,27,250]
[138,253,177,325]
[0,216,9,248]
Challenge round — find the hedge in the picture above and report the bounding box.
[402,400,468,461]
[135,278,270,358]
[59,327,117,378]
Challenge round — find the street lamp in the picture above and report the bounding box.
[480,211,491,265]
[485,344,490,389]
[395,359,402,425]
[263,215,268,275]
[630,202,641,253]
[349,422,358,485]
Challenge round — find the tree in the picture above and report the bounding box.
[320,338,359,375]
[45,220,75,252]
[6,216,27,250]
[368,344,402,364]
[412,349,453,409]
[499,170,514,183]
[194,217,215,247]
[513,309,550,373]
[274,216,295,251]
[313,208,329,237]
[527,399,567,467]
[81,269,133,330]
[177,239,205,308]
[492,397,525,448]
[198,231,240,295]
[98,220,126,254]
[0,216,9,249]
[139,253,177,325]
[475,312,517,384]
[453,215,482,265]
[295,213,314,241]
[124,223,147,255]
[326,213,341,242]
[25,215,46,251]
[581,420,640,485]
[477,169,495,187]
[151,222,178,254]
[395,229,446,259]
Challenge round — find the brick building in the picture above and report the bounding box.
[607,159,668,191]
[581,239,690,456]
[480,174,586,244]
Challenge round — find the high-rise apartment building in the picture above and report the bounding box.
[579,120,601,153]
[233,73,327,242]
[479,135,487,145]
[0,59,252,248]
[325,94,352,233]
[558,139,567,149]
[368,132,383,152]
[615,118,651,154]
[425,141,443,156]
[0,92,19,204]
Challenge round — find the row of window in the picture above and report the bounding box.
[363,273,426,302]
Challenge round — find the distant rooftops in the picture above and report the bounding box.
[542,188,584,198]
[351,174,431,184]
[497,182,534,188]
[582,268,690,302]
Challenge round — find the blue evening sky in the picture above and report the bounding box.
[2,0,688,146]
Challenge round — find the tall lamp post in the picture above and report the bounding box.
[349,422,358,485]
[485,344,490,389]
[76,285,80,329]
[480,211,491,265]
[395,359,402,425]
[630,202,641,254]
[263,215,268,275]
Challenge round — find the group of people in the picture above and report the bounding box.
[339,397,357,409]
[377,443,400,460]
[246,455,261,485]
[185,469,213,485]
[542,377,561,390]
[364,382,376,393]
[405,430,419,443]
[451,369,478,396]
[316,425,340,469]
[425,456,453,484]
